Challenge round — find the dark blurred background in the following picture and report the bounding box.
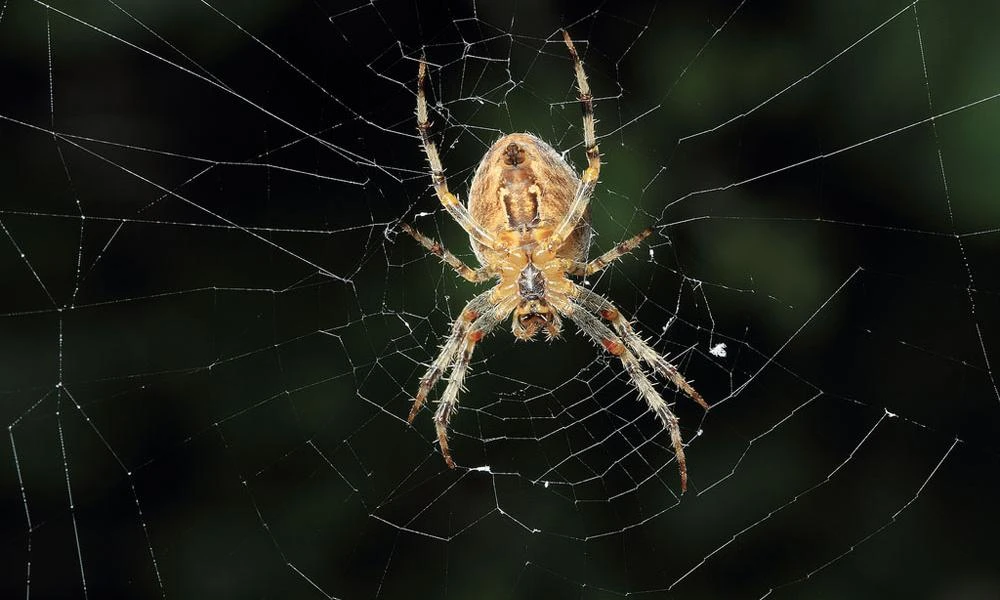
[1,0,999,598]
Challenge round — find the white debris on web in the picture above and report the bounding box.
[709,343,728,357]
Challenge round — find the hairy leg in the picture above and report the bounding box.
[547,30,602,253]
[572,284,709,409]
[563,227,653,277]
[400,223,494,283]
[407,291,494,424]
[433,300,512,467]
[554,296,692,492]
[416,60,498,250]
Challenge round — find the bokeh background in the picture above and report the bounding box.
[2,0,999,598]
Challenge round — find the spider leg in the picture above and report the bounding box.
[416,60,498,250]
[547,30,601,253]
[572,284,709,410]
[563,227,654,277]
[401,223,495,283]
[408,291,494,424]
[433,300,512,468]
[553,296,692,492]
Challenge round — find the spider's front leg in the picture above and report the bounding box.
[558,301,694,492]
[408,291,493,424]
[573,284,709,409]
[433,332,480,468]
[433,299,513,467]
[410,293,512,468]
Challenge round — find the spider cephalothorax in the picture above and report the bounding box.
[513,263,557,339]
[401,30,708,491]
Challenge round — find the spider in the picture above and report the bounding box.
[401,30,708,491]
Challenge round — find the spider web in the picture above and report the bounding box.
[2,0,999,598]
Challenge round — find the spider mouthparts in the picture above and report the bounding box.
[519,312,549,323]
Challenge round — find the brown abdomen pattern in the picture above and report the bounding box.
[468,133,592,262]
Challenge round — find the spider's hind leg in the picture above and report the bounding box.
[415,60,497,250]
[561,29,599,180]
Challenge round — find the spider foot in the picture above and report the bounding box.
[435,413,457,469]
[407,403,421,425]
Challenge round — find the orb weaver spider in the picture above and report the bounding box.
[401,30,708,491]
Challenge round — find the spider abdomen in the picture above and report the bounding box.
[468,132,591,262]
[499,157,540,229]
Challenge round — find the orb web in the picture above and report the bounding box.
[2,1,998,598]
